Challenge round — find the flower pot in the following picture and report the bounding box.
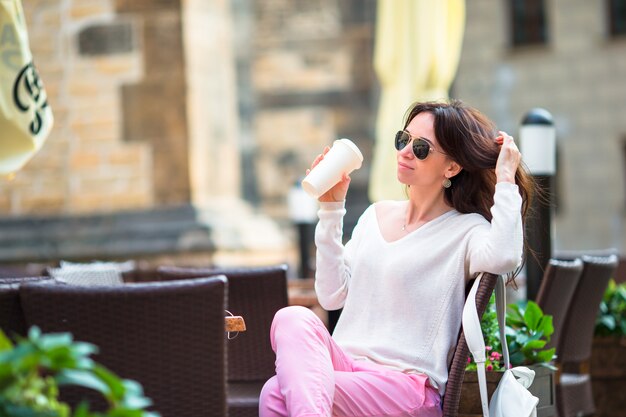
[590,336,626,417]
[459,364,556,417]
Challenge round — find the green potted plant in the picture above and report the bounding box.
[591,279,626,417]
[461,295,557,416]
[0,326,158,417]
[595,279,626,338]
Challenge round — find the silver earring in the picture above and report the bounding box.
[443,178,452,188]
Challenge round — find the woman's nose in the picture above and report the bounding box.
[399,141,414,159]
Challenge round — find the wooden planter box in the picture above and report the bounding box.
[590,337,626,417]
[459,364,556,417]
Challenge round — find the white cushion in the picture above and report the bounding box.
[48,261,133,286]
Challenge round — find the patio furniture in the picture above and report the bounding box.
[556,254,618,417]
[19,276,228,417]
[535,258,584,351]
[443,272,499,417]
[157,264,289,417]
[0,276,53,340]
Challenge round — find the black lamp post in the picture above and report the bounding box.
[519,108,556,301]
[288,181,318,278]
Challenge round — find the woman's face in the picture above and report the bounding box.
[396,112,455,188]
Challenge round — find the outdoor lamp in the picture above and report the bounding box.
[519,108,556,176]
[288,181,319,278]
[519,108,556,301]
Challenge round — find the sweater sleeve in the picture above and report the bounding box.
[314,201,368,310]
[467,182,524,276]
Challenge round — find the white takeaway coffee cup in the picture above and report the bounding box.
[302,138,363,199]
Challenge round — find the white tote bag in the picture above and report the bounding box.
[462,274,539,417]
[0,0,53,175]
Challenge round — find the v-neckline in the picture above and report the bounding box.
[374,207,457,244]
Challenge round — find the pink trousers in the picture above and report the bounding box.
[259,306,442,417]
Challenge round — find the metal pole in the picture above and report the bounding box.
[288,181,319,279]
[526,175,553,300]
[296,222,314,278]
[519,108,556,301]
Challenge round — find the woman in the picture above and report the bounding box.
[260,100,534,417]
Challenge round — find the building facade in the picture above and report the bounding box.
[454,0,626,253]
[1,0,624,269]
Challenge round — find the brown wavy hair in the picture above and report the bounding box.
[404,100,536,280]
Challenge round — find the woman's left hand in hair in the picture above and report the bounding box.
[495,131,521,184]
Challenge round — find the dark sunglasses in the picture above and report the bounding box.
[394,130,444,160]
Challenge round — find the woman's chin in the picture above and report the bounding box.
[396,171,410,185]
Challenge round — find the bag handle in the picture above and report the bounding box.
[462,273,508,417]
[494,275,510,369]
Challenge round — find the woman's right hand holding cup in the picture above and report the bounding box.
[307,146,351,202]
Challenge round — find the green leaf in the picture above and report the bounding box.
[103,408,146,417]
[56,369,110,396]
[27,326,42,341]
[600,315,616,330]
[119,395,153,411]
[506,304,525,328]
[523,340,547,351]
[515,333,529,344]
[0,329,13,352]
[118,380,153,410]
[536,348,556,363]
[523,301,542,330]
[39,333,74,351]
[72,402,91,417]
[71,342,99,358]
[537,315,554,340]
[92,365,126,401]
[510,350,525,366]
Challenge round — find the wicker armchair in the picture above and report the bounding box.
[157,264,289,417]
[19,276,228,417]
[442,272,499,417]
[0,276,53,341]
[535,258,584,351]
[556,254,618,417]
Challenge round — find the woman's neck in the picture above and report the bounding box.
[405,186,452,226]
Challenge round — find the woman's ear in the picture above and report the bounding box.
[447,161,463,178]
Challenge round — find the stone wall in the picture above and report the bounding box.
[243,0,378,229]
[7,1,622,265]
[1,0,154,215]
[0,0,290,268]
[453,0,626,253]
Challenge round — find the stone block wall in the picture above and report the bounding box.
[243,0,377,226]
[1,0,155,215]
[0,0,291,267]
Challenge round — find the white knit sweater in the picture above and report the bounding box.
[314,182,523,395]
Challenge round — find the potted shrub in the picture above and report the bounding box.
[0,326,158,417]
[460,295,557,417]
[591,279,626,417]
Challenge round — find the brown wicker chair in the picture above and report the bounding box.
[157,264,289,417]
[0,276,53,341]
[535,258,584,351]
[442,272,499,417]
[19,276,228,417]
[556,254,618,417]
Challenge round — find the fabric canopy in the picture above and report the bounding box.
[0,0,53,176]
[369,0,465,201]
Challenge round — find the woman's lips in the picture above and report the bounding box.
[398,161,414,170]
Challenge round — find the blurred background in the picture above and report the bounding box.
[1,0,625,281]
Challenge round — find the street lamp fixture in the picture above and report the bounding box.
[288,181,319,278]
[519,108,556,301]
